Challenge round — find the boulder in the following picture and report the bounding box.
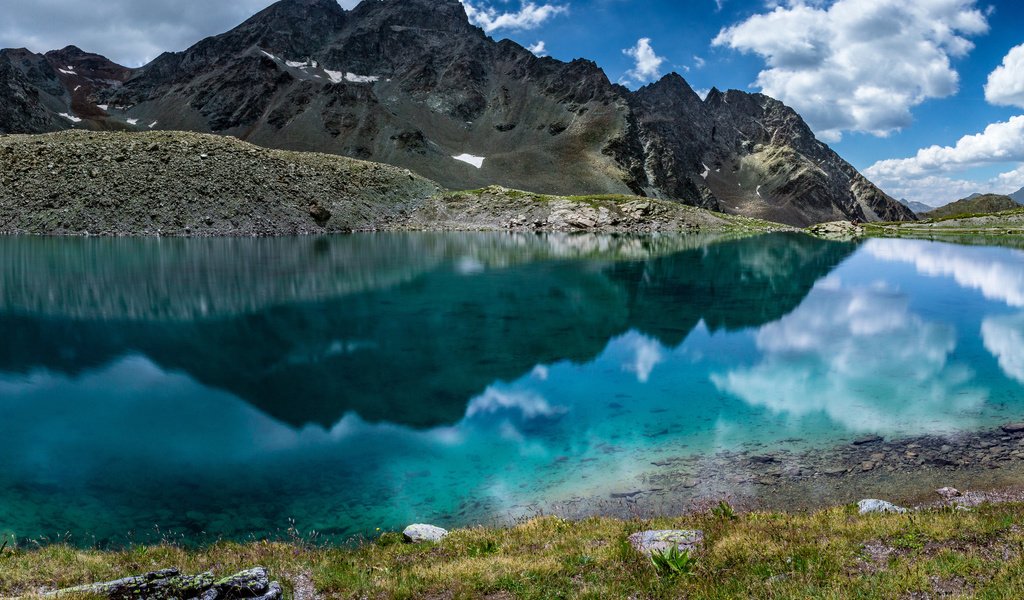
[49,567,281,600]
[1001,423,1024,433]
[857,499,908,515]
[806,221,865,241]
[936,487,962,500]
[403,524,449,543]
[628,530,704,556]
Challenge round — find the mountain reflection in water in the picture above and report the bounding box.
[0,233,1022,546]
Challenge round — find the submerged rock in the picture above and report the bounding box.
[403,524,449,543]
[852,435,884,446]
[628,530,704,555]
[857,499,908,515]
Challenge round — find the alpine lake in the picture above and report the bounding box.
[3,231,1024,547]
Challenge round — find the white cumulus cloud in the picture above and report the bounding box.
[986,43,1024,108]
[712,0,989,141]
[461,1,567,33]
[527,41,547,56]
[864,115,1024,203]
[622,37,666,85]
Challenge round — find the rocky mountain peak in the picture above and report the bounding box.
[45,46,131,81]
[229,0,348,56]
[349,0,475,32]
[253,0,347,21]
[703,87,724,106]
[634,73,706,113]
[49,45,87,57]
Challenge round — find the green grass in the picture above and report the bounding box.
[6,503,1024,598]
[866,206,1024,228]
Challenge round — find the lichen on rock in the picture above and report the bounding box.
[49,566,282,600]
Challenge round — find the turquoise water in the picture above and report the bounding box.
[1,232,1023,546]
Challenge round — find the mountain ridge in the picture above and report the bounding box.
[0,0,916,227]
[900,198,934,214]
[922,193,1021,220]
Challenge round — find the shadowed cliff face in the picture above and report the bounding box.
[0,233,855,429]
[0,0,914,227]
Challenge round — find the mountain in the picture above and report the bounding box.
[0,0,915,227]
[921,194,1020,219]
[899,198,934,215]
[1010,187,1024,204]
[0,45,132,133]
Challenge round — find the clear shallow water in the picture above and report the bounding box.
[1,232,1024,546]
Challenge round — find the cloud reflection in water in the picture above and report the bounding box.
[712,278,986,435]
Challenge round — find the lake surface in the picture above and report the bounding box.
[1,232,1024,546]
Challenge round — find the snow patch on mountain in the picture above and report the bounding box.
[453,154,485,168]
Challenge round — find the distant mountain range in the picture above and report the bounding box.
[923,193,1021,219]
[899,198,934,214]
[0,0,916,227]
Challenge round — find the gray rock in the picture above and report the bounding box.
[1002,423,1024,433]
[857,499,908,515]
[48,566,281,599]
[628,530,704,556]
[403,523,449,543]
[215,567,270,593]
[806,221,865,241]
[936,487,961,499]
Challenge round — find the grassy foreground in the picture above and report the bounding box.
[5,503,1024,599]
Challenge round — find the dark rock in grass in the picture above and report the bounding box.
[628,530,704,556]
[49,566,281,600]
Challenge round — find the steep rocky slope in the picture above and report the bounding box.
[0,131,439,235]
[0,0,914,227]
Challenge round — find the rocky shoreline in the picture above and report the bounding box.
[543,422,1024,523]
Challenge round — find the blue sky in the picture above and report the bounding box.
[3,0,1024,205]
